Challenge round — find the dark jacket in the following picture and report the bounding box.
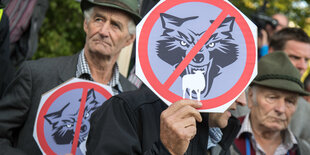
[0,52,136,155]
[86,86,241,154]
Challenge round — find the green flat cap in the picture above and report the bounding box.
[80,0,141,25]
[252,51,310,96]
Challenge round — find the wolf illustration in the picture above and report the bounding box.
[156,13,238,99]
[44,88,101,147]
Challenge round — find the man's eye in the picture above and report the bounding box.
[288,55,300,60]
[113,24,120,29]
[95,18,102,22]
[208,42,215,48]
[180,40,187,46]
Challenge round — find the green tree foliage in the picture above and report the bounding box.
[34,0,310,59]
[34,0,85,59]
[230,0,310,35]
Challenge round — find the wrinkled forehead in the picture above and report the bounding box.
[92,6,132,21]
[256,85,299,98]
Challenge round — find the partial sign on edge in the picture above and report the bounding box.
[33,78,113,155]
[136,0,257,112]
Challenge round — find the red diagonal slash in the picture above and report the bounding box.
[163,10,229,89]
[71,88,88,155]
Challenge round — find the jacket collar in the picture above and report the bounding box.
[59,52,80,82]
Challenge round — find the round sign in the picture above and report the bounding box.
[137,0,256,111]
[35,82,112,155]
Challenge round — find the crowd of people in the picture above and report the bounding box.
[1,0,310,155]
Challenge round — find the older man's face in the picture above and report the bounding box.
[83,6,135,59]
[248,86,298,131]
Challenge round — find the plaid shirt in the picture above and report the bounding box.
[236,114,297,155]
[76,50,123,94]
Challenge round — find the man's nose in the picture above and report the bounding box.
[296,59,308,75]
[99,23,110,37]
[274,99,286,113]
[235,92,247,106]
[230,101,237,110]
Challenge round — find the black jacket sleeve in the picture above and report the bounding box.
[86,95,171,155]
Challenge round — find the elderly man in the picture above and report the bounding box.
[231,52,309,155]
[0,0,140,154]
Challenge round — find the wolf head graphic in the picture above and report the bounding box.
[44,88,100,146]
[156,13,238,99]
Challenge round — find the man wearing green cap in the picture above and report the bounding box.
[0,0,140,154]
[230,51,309,155]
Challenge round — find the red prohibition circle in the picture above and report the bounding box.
[36,82,112,154]
[138,0,256,109]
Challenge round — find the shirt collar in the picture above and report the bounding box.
[76,50,123,93]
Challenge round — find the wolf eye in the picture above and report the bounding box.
[66,124,73,128]
[180,40,187,46]
[208,42,215,48]
[84,112,90,118]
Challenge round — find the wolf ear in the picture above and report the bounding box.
[86,88,96,101]
[44,103,70,125]
[210,17,235,33]
[160,13,198,30]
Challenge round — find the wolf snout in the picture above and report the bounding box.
[80,124,88,133]
[193,54,204,63]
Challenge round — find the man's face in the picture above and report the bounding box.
[248,86,298,131]
[83,6,135,58]
[208,92,246,128]
[284,40,310,76]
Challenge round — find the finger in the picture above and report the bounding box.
[163,100,202,117]
[184,125,197,140]
[172,105,202,122]
[169,119,197,141]
[183,117,197,128]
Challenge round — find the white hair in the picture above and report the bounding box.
[83,8,136,35]
[248,85,258,105]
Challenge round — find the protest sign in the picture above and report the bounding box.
[136,0,257,112]
[33,78,113,155]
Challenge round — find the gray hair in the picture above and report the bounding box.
[84,8,136,35]
[248,85,258,106]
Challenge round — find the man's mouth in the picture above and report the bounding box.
[93,39,111,46]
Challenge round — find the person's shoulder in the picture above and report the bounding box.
[21,53,79,74]
[27,53,79,67]
[119,74,137,91]
[115,85,163,110]
[16,53,79,80]
[298,97,310,107]
[296,97,310,114]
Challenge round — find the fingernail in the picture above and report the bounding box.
[197,101,202,106]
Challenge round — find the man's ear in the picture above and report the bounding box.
[247,87,254,109]
[83,19,88,34]
[125,34,136,47]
